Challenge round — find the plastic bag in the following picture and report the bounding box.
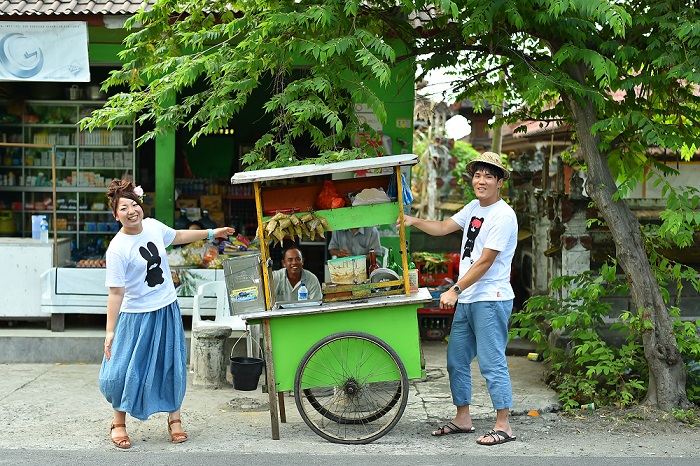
[351,187,391,206]
[387,172,414,206]
[316,180,346,209]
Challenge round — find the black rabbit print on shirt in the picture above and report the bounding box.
[139,241,165,287]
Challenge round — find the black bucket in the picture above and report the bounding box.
[230,356,264,391]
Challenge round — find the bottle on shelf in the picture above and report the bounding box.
[174,208,190,229]
[406,243,419,293]
[40,217,49,244]
[387,246,403,276]
[198,209,217,229]
[367,248,380,274]
[298,282,308,301]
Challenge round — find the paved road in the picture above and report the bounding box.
[0,341,697,461]
[0,451,697,466]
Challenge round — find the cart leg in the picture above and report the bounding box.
[278,392,287,423]
[263,318,280,439]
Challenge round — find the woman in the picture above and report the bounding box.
[99,179,235,449]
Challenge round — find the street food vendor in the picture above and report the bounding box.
[273,247,322,302]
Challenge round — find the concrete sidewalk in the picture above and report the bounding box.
[0,340,561,454]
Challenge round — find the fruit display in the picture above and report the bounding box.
[167,235,259,269]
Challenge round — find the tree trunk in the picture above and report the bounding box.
[560,65,691,410]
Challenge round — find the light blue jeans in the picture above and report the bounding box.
[446,300,513,410]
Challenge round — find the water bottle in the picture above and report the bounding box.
[40,217,49,244]
[298,282,308,301]
[198,209,217,229]
[174,208,190,230]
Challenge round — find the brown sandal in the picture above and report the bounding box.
[168,418,188,444]
[110,422,131,449]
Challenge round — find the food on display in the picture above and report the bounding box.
[77,259,106,268]
[261,211,331,246]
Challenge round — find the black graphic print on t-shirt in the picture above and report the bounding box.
[139,241,165,287]
[462,216,484,262]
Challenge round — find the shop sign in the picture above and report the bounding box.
[0,21,90,82]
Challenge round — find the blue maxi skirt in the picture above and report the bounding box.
[98,301,187,421]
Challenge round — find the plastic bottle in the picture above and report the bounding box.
[174,208,190,229]
[40,217,49,243]
[298,282,308,301]
[198,209,217,229]
[406,244,419,292]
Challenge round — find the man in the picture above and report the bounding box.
[328,227,382,258]
[272,247,322,302]
[401,151,518,446]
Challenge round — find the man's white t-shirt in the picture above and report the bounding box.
[451,199,518,304]
[105,218,178,313]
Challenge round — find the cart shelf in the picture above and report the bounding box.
[262,202,401,231]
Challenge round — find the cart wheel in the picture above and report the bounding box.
[293,331,408,444]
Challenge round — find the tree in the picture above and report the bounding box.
[85,0,700,409]
[85,0,415,170]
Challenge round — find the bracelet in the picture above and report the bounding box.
[207,228,214,241]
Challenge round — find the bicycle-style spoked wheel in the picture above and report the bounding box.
[293,331,408,444]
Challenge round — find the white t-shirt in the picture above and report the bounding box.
[105,218,178,313]
[451,199,518,304]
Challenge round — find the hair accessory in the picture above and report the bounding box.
[133,185,144,202]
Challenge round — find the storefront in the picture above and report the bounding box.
[0,6,415,327]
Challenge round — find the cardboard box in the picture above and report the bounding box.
[175,198,199,209]
[200,195,222,212]
[209,211,225,227]
[328,255,367,284]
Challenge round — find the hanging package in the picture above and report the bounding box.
[387,172,414,206]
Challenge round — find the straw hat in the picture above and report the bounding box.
[465,151,510,180]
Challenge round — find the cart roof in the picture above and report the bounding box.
[231,154,418,184]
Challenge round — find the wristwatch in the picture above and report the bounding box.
[452,284,461,294]
[207,228,214,241]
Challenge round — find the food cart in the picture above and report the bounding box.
[230,154,431,444]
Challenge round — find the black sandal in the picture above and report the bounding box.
[431,421,476,436]
[476,429,516,445]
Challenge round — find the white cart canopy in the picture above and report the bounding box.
[231,154,418,184]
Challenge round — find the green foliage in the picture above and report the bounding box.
[81,0,415,170]
[510,263,650,410]
[449,141,480,203]
[671,408,696,426]
[81,0,700,179]
[513,180,700,409]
